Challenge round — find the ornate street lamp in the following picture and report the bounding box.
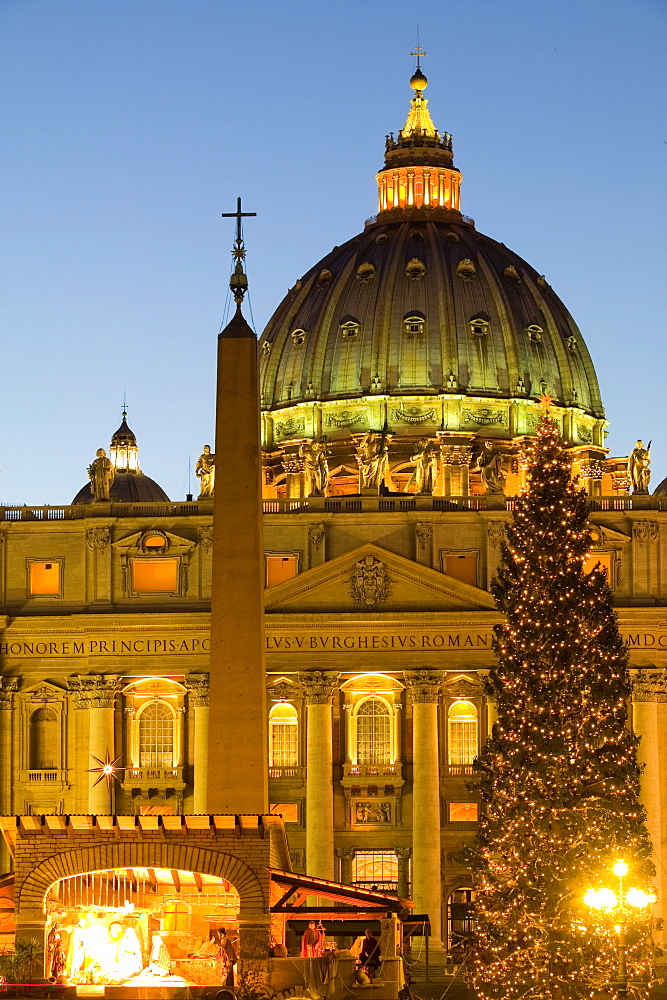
[584,860,656,997]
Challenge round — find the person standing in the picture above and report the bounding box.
[358,928,381,980]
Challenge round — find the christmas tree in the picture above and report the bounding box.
[469,403,654,1000]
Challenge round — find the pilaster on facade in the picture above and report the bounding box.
[403,670,444,703]
[299,671,340,704]
[184,673,210,707]
[0,677,19,710]
[632,670,667,703]
[67,674,122,710]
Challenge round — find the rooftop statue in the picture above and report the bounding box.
[628,439,651,494]
[196,445,215,499]
[407,438,438,495]
[88,449,114,503]
[476,441,506,495]
[299,440,329,497]
[355,431,391,492]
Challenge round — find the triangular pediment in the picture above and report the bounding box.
[265,542,496,613]
[20,680,66,702]
[112,529,195,554]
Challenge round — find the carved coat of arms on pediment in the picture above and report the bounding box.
[350,555,390,609]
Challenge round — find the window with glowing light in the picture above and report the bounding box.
[447,701,478,766]
[449,802,478,823]
[268,703,298,767]
[132,559,179,594]
[352,850,399,891]
[269,802,299,823]
[442,551,479,587]
[583,553,612,580]
[28,559,62,597]
[356,698,391,765]
[265,554,298,587]
[29,707,59,769]
[139,702,174,767]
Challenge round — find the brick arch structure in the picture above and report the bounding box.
[18,842,265,918]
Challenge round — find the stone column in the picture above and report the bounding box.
[336,847,355,885]
[185,674,209,814]
[632,671,666,941]
[404,671,444,950]
[436,435,474,498]
[0,679,18,872]
[69,675,121,814]
[395,847,411,899]
[301,671,340,882]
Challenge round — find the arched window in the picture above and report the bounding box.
[139,702,174,768]
[269,703,298,768]
[356,698,391,765]
[29,707,59,769]
[447,701,478,766]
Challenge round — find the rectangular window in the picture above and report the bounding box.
[132,559,179,594]
[443,551,478,587]
[449,802,479,823]
[270,724,298,767]
[583,553,612,580]
[28,560,62,597]
[266,554,298,587]
[352,850,399,891]
[269,803,299,823]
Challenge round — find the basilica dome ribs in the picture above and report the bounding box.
[259,70,606,499]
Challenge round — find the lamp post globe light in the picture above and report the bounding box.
[584,861,657,997]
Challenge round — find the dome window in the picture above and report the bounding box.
[409,230,424,242]
[457,258,477,281]
[567,336,577,353]
[316,269,332,288]
[356,262,376,283]
[445,232,460,243]
[290,329,308,346]
[404,313,426,337]
[340,320,360,339]
[469,317,490,338]
[375,233,388,245]
[405,258,426,280]
[261,340,271,357]
[526,325,543,344]
[503,265,521,284]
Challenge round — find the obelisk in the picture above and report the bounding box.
[207,200,268,814]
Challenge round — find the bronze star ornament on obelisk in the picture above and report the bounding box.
[206,198,269,815]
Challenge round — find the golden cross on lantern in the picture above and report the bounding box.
[539,392,555,412]
[410,45,427,69]
[222,197,257,262]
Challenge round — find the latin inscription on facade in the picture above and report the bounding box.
[0,628,665,658]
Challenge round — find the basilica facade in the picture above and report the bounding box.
[2,67,667,956]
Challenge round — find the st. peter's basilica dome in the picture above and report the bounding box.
[259,68,606,497]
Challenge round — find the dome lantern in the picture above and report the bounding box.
[71,411,170,505]
[109,410,140,472]
[376,56,462,218]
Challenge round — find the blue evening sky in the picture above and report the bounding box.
[1,0,665,503]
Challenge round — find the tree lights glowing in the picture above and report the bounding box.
[468,409,655,1000]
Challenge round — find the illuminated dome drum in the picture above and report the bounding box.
[259,70,606,497]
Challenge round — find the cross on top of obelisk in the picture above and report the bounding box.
[221,196,257,304]
[222,197,257,262]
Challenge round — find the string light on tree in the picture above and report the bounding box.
[468,408,655,1000]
